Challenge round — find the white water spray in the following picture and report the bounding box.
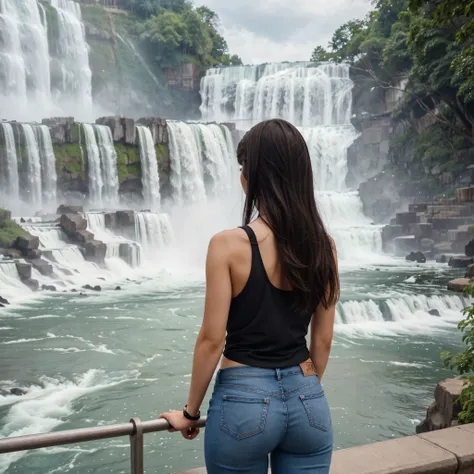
[137,126,161,209]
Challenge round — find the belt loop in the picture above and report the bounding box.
[276,368,281,381]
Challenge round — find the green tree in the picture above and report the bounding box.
[442,283,474,424]
[310,46,334,62]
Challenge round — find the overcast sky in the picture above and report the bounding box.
[201,0,373,64]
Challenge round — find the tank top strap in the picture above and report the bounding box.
[240,225,267,280]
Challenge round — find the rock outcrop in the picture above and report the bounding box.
[417,379,464,433]
[448,278,471,293]
[83,240,107,266]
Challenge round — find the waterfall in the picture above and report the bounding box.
[81,124,119,208]
[49,0,92,110]
[134,212,174,250]
[0,123,20,204]
[136,126,161,209]
[35,125,58,208]
[167,122,235,204]
[21,124,43,207]
[200,63,353,126]
[200,63,382,260]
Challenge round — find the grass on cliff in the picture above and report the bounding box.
[0,210,26,248]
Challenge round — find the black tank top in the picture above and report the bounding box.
[223,225,313,369]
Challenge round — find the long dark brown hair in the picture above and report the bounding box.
[237,119,339,313]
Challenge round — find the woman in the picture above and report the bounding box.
[160,118,339,473]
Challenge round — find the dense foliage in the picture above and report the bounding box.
[112,0,242,68]
[0,210,26,248]
[311,0,474,196]
[442,283,474,425]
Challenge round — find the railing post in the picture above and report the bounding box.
[130,418,144,474]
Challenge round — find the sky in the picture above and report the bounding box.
[202,0,373,64]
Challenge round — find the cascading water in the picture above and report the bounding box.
[200,63,382,260]
[134,212,174,250]
[0,123,20,206]
[167,121,236,204]
[0,0,51,118]
[49,0,92,111]
[136,126,161,209]
[20,124,43,207]
[35,125,58,208]
[81,124,119,208]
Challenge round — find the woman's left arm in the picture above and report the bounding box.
[159,232,232,436]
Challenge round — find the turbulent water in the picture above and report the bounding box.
[0,61,468,474]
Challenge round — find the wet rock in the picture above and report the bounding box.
[413,224,433,239]
[405,251,426,263]
[82,284,93,290]
[15,263,32,281]
[20,218,26,223]
[56,205,84,215]
[71,289,78,292]
[9,388,27,396]
[83,240,107,266]
[0,304,4,308]
[93,285,101,292]
[96,116,126,142]
[466,264,474,279]
[15,234,39,250]
[0,296,10,305]
[2,249,22,259]
[60,214,87,237]
[435,254,448,264]
[448,256,474,268]
[396,212,417,227]
[75,230,94,243]
[428,309,441,317]
[23,279,39,292]
[115,210,135,228]
[41,284,57,292]
[27,258,53,276]
[104,212,117,229]
[42,117,74,144]
[466,239,474,257]
[122,118,136,145]
[115,286,121,290]
[24,249,42,259]
[448,278,471,292]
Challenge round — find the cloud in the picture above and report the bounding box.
[201,0,373,64]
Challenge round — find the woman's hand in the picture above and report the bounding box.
[159,410,200,440]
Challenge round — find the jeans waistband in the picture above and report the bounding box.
[216,365,303,383]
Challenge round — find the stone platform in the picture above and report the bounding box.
[174,423,474,474]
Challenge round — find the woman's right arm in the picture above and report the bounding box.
[310,241,338,381]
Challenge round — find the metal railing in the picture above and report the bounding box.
[0,416,207,473]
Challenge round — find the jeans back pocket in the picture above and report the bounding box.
[220,394,269,440]
[299,391,331,431]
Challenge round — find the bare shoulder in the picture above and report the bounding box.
[208,228,248,258]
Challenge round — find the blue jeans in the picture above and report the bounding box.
[204,365,333,473]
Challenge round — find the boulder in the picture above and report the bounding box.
[435,254,447,264]
[41,117,74,144]
[27,258,53,276]
[60,214,87,237]
[417,379,464,433]
[9,388,27,396]
[41,284,57,292]
[75,230,94,243]
[82,284,101,292]
[56,205,84,215]
[413,224,432,239]
[406,251,426,263]
[396,212,417,227]
[448,256,474,268]
[3,249,23,259]
[428,309,440,317]
[0,296,10,305]
[24,249,42,259]
[466,239,474,257]
[448,278,471,292]
[83,240,107,265]
[96,116,124,142]
[115,210,135,228]
[104,212,117,229]
[15,234,39,250]
[466,264,474,279]
[15,263,32,281]
[23,279,39,292]
[115,286,122,291]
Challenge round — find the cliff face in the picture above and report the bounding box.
[80,5,201,119]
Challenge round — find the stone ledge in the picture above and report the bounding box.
[175,424,474,474]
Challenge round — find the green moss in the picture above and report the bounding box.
[469,225,474,233]
[115,143,141,184]
[81,5,111,34]
[0,210,26,248]
[155,144,169,165]
[54,143,86,181]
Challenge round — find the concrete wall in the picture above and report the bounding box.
[175,423,474,474]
